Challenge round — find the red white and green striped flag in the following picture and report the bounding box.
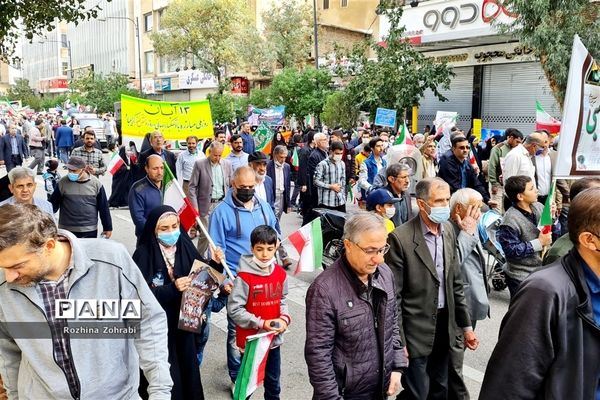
[107,152,125,175]
[468,144,477,167]
[233,331,276,400]
[538,180,556,235]
[291,146,299,167]
[161,162,199,232]
[394,121,413,145]
[535,100,561,134]
[288,218,323,274]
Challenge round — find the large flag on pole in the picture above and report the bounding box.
[233,331,276,400]
[162,162,199,232]
[107,152,125,175]
[538,180,556,235]
[535,100,561,135]
[288,218,323,274]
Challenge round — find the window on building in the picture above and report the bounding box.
[145,51,154,74]
[323,0,329,9]
[144,13,153,32]
[341,0,348,6]
[60,34,68,47]
[62,62,69,76]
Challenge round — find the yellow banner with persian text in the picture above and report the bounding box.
[121,94,214,139]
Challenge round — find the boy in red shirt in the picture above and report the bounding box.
[227,225,291,399]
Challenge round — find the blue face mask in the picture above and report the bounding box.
[535,148,544,156]
[427,204,450,224]
[157,230,180,246]
[67,172,80,182]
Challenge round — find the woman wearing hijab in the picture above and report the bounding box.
[108,145,135,208]
[133,205,223,400]
[270,130,287,157]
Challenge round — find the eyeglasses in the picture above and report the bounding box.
[352,242,390,257]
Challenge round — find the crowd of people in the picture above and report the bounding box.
[0,115,598,400]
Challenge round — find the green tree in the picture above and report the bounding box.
[321,90,359,130]
[70,73,139,113]
[501,0,600,107]
[344,0,453,118]
[207,93,236,123]
[151,0,256,92]
[1,0,108,63]
[269,68,332,119]
[262,0,313,69]
[6,79,41,110]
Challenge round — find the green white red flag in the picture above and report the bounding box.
[288,218,323,274]
[161,162,199,232]
[233,331,276,400]
[394,121,413,145]
[107,152,125,175]
[538,180,556,234]
[468,144,477,167]
[535,100,561,135]
[291,147,299,167]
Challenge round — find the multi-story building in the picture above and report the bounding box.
[0,60,21,95]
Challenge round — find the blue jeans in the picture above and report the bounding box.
[263,346,281,400]
[58,146,70,163]
[196,308,211,366]
[227,315,242,382]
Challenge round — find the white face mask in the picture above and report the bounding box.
[362,138,370,144]
[385,206,396,219]
[382,142,389,150]
[332,154,343,162]
[252,256,276,269]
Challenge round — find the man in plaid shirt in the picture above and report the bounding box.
[314,140,347,212]
[70,130,106,176]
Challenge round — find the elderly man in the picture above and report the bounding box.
[487,128,523,213]
[502,132,545,186]
[480,187,600,399]
[385,177,477,400]
[0,166,54,217]
[129,154,164,240]
[305,211,408,399]
[248,151,275,208]
[372,163,414,227]
[0,204,172,399]
[175,135,205,197]
[70,130,106,177]
[447,188,490,400]
[136,130,177,181]
[267,144,293,269]
[188,141,233,256]
[0,123,28,172]
[209,166,279,387]
[50,156,112,239]
[304,132,329,224]
[225,134,249,172]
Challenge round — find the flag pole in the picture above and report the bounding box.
[164,162,236,281]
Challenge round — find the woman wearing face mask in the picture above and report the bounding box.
[132,205,225,400]
[366,188,401,233]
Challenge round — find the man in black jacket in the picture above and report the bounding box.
[297,131,315,218]
[303,132,328,225]
[480,187,600,400]
[136,130,177,181]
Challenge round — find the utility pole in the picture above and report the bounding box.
[313,0,319,69]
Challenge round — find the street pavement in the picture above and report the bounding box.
[3,154,510,400]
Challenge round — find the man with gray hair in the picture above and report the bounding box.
[305,211,408,399]
[372,163,414,227]
[447,188,489,399]
[502,132,545,185]
[385,177,477,400]
[304,132,329,225]
[267,144,293,268]
[0,166,54,217]
[136,130,177,181]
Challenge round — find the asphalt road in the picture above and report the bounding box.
[4,155,510,400]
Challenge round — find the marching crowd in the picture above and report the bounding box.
[0,114,598,400]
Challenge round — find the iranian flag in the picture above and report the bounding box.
[233,331,276,400]
[535,100,561,135]
[468,144,477,167]
[288,218,323,274]
[107,152,125,175]
[538,180,556,235]
[291,146,299,167]
[394,121,413,145]
[162,162,199,232]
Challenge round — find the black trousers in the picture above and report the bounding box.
[398,309,450,400]
[317,203,346,213]
[72,230,98,239]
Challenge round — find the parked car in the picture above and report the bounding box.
[72,113,108,148]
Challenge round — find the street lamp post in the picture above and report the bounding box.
[312,0,319,70]
[99,16,143,96]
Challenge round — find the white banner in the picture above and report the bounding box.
[178,70,218,90]
[555,35,600,178]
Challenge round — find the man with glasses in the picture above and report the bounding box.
[136,130,177,181]
[372,163,414,227]
[385,177,478,400]
[305,211,408,399]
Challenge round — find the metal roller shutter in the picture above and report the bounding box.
[417,66,474,132]
[481,62,560,133]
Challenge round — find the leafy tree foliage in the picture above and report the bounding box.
[321,91,359,130]
[5,79,41,110]
[268,68,332,119]
[0,0,108,63]
[501,0,600,107]
[69,73,139,113]
[344,0,453,118]
[151,0,256,92]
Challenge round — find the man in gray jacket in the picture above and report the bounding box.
[0,203,172,399]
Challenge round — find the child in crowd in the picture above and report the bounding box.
[497,175,553,298]
[366,188,400,233]
[227,225,291,399]
[42,159,60,201]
